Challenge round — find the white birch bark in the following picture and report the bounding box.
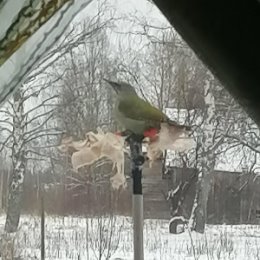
[1,90,26,260]
[189,73,216,232]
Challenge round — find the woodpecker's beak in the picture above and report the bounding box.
[103,79,120,94]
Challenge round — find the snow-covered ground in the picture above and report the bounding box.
[1,215,260,260]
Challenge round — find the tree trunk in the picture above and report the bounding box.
[1,89,26,260]
[191,170,212,232]
[189,76,215,233]
[0,170,3,211]
[0,233,15,260]
[4,167,25,234]
[5,90,26,233]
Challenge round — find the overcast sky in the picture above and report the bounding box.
[75,0,164,22]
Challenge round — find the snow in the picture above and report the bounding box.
[165,108,194,125]
[1,215,260,260]
[167,184,181,199]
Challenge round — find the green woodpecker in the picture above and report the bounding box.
[104,79,191,137]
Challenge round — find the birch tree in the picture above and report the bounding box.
[0,79,59,259]
[189,72,216,232]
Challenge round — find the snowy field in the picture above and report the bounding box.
[1,215,260,260]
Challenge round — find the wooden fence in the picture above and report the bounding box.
[0,162,259,224]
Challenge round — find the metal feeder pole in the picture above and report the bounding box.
[127,134,145,260]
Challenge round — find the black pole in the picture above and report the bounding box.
[127,134,145,260]
[40,184,45,260]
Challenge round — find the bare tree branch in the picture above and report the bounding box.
[225,134,260,154]
[23,95,58,117]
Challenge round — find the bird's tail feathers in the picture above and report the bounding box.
[167,119,192,132]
